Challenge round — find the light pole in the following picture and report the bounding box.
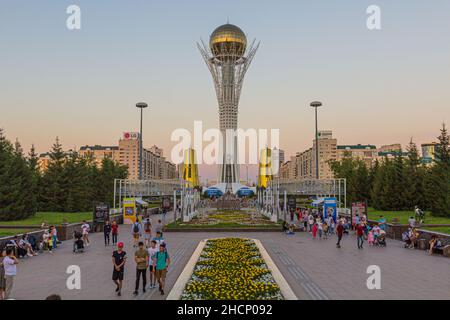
[310,101,322,179]
[136,102,148,180]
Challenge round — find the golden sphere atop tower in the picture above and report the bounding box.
[209,24,247,59]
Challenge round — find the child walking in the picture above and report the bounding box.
[312,223,318,239]
[368,230,375,246]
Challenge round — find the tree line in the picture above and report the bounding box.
[0,129,128,221]
[330,124,450,218]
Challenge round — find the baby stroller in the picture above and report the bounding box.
[73,231,84,253]
[375,233,387,247]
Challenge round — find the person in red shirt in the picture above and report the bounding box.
[111,220,119,245]
[336,220,344,248]
[356,222,365,249]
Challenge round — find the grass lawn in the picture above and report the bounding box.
[422,227,450,235]
[367,207,450,225]
[0,212,92,226]
[0,228,35,237]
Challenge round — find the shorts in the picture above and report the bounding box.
[133,233,140,239]
[155,269,167,281]
[112,269,124,281]
[149,265,154,272]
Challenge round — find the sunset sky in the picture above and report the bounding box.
[1,0,449,181]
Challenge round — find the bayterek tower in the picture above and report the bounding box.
[198,23,259,193]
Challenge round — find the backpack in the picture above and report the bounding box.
[133,223,140,233]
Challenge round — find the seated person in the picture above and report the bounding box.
[428,235,441,255]
[19,234,37,257]
[408,228,419,249]
[73,231,84,253]
[10,236,27,258]
[282,221,289,232]
[42,230,53,253]
[286,224,295,235]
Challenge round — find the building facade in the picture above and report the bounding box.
[311,130,337,179]
[78,132,176,180]
[337,144,377,167]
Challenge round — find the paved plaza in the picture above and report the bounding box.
[9,215,450,300]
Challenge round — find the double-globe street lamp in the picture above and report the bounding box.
[136,102,148,180]
[310,101,322,180]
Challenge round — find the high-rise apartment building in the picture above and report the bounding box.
[312,130,337,179]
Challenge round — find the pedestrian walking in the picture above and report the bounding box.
[152,243,170,296]
[318,221,323,239]
[356,222,365,249]
[0,247,6,300]
[81,220,90,246]
[143,218,152,248]
[111,220,119,245]
[50,226,58,249]
[134,241,149,295]
[112,242,127,296]
[3,248,19,299]
[104,220,111,246]
[152,231,165,249]
[147,240,158,289]
[155,219,164,234]
[336,220,344,248]
[312,223,318,239]
[131,220,142,247]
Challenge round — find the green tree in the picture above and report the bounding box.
[428,124,450,217]
[0,130,36,220]
[39,137,67,211]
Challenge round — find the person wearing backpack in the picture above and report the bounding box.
[143,218,152,248]
[131,220,142,248]
[152,242,170,296]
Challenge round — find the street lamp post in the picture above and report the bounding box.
[310,101,322,179]
[136,102,148,180]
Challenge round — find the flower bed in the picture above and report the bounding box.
[181,238,283,300]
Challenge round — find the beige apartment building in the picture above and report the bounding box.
[280,130,337,180]
[78,132,176,180]
[311,130,337,179]
[78,145,119,167]
[337,144,377,167]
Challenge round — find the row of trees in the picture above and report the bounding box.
[0,129,128,220]
[330,124,450,217]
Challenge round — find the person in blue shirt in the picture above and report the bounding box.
[378,215,386,231]
[152,242,170,296]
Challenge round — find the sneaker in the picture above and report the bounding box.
[27,253,33,257]
[117,291,121,296]
[133,291,138,296]
[160,289,164,295]
[143,288,146,293]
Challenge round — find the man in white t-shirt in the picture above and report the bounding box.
[4,248,19,299]
[147,240,159,289]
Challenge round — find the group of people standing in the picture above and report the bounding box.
[111,216,170,297]
[285,208,390,250]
